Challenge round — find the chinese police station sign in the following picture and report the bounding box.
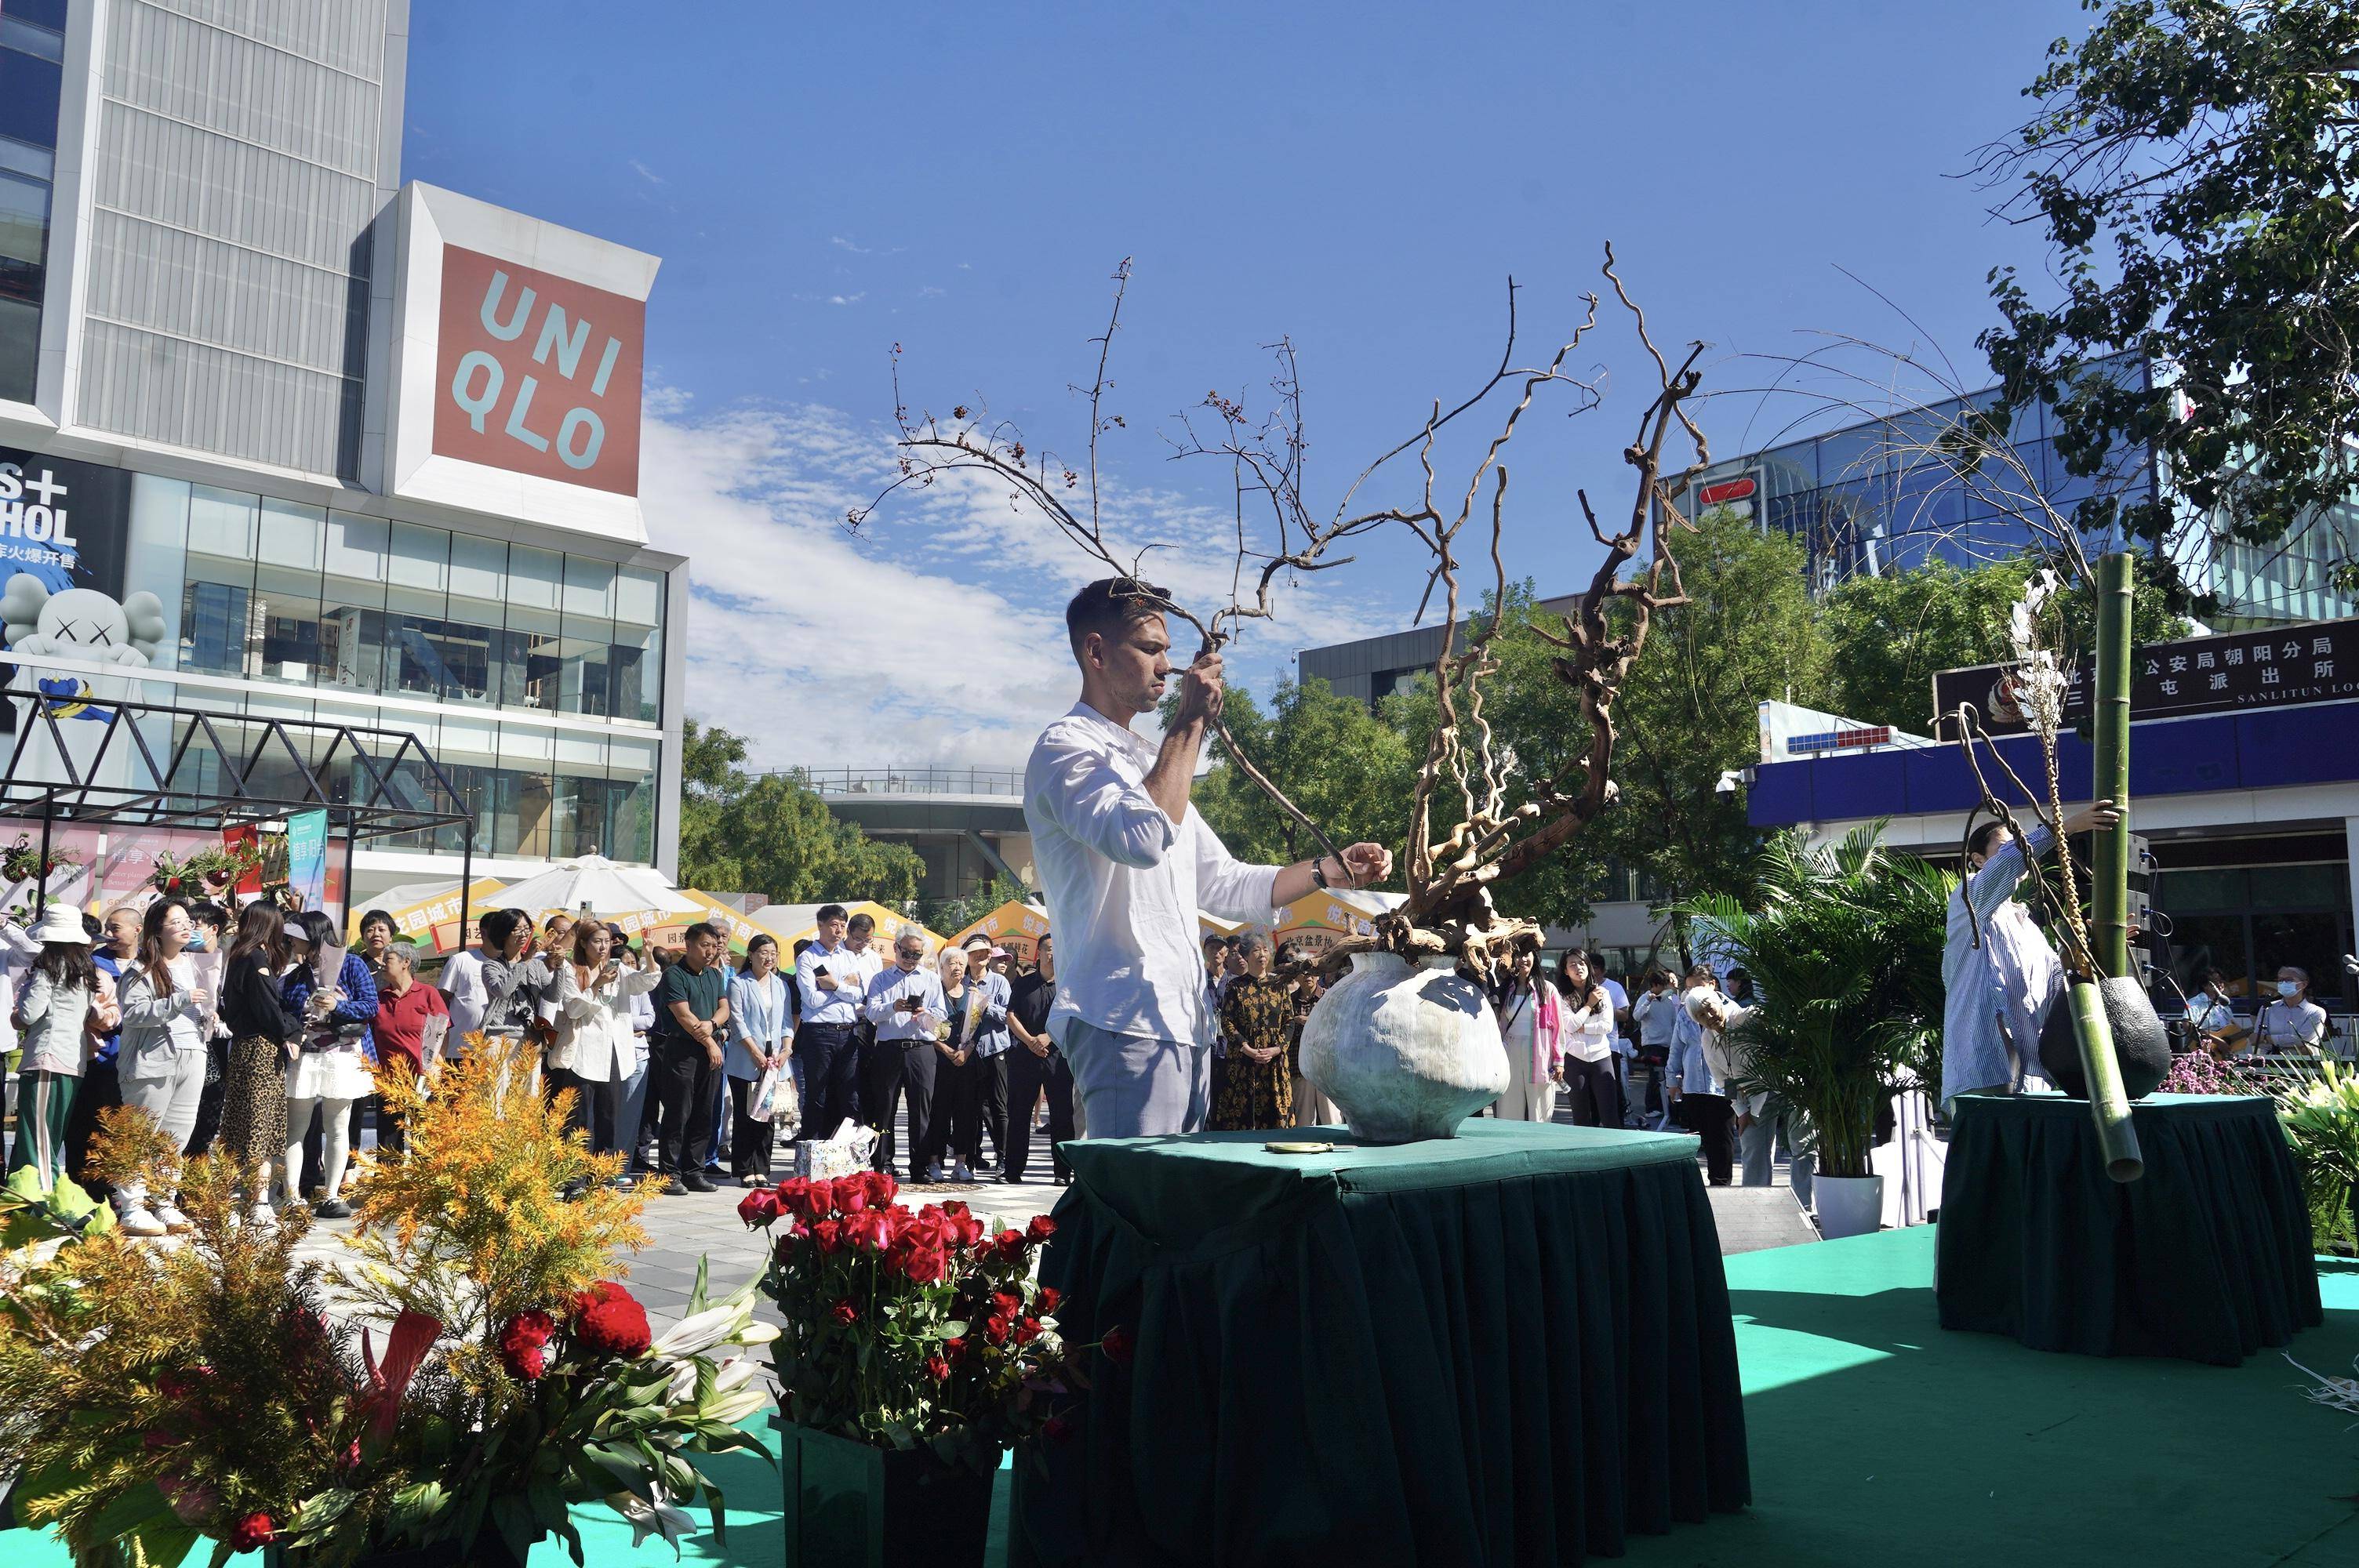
[1932,615,2359,736]
[431,244,646,498]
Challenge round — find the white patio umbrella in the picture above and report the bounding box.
[493,854,705,917]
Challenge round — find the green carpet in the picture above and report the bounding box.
[1619,1225,2359,1566]
[9,1226,2354,1565]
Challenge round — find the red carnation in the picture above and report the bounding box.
[737,1189,782,1227]
[1036,1287,1061,1314]
[1027,1214,1057,1243]
[831,1298,858,1326]
[231,1512,275,1551]
[571,1281,652,1359]
[1102,1325,1134,1365]
[498,1310,558,1380]
[925,1355,952,1381]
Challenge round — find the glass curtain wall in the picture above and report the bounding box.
[0,0,64,403]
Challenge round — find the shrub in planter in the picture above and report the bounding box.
[0,1040,772,1566]
[740,1174,1087,1566]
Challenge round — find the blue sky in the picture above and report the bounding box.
[402,0,2088,768]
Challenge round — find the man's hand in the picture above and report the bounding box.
[1339,842,1393,887]
[2062,798,2123,836]
[815,973,841,992]
[1172,646,1224,729]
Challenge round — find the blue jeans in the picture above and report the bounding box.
[614,1047,651,1170]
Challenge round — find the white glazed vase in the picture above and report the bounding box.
[1300,951,1510,1143]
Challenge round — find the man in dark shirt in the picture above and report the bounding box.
[652,922,732,1193]
[1001,933,1074,1185]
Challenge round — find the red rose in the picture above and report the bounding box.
[498,1310,558,1380]
[831,1298,858,1326]
[1027,1214,1057,1243]
[925,1355,952,1381]
[943,1335,968,1361]
[991,1290,1023,1320]
[737,1189,782,1227]
[1042,1414,1075,1443]
[838,1183,870,1214]
[777,1176,813,1215]
[231,1512,275,1550]
[901,1243,948,1283]
[1036,1287,1061,1314]
[942,1200,969,1218]
[571,1281,652,1359]
[845,1210,893,1250]
[812,1218,843,1254]
[808,1178,839,1216]
[1101,1325,1134,1365]
[1015,1316,1043,1345]
[983,1315,1012,1347]
[863,1170,900,1207]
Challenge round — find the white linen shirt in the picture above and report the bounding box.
[553,961,662,1082]
[1939,822,2062,1109]
[1024,702,1281,1050]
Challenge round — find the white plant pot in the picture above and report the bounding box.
[1299,951,1510,1143]
[1814,1173,1885,1240]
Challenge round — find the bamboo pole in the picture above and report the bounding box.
[2084,550,2141,1182]
[2092,552,2134,981]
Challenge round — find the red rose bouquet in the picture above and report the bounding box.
[743,1171,1086,1473]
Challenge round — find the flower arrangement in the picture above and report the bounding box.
[0,1042,773,1566]
[0,833,77,887]
[2277,1058,2359,1258]
[740,1171,1084,1473]
[147,839,261,897]
[2157,1048,2239,1096]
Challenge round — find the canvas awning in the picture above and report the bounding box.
[948,898,1052,961]
[347,876,508,954]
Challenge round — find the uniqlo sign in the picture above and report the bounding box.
[432,245,645,497]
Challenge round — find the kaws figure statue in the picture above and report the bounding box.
[0,572,169,786]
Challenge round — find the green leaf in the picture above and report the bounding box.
[384,1480,450,1539]
[84,1481,176,1545]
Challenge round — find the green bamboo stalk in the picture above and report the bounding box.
[2069,979,2143,1182]
[2083,550,2140,1182]
[2092,552,2134,980]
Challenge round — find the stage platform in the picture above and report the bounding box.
[10,1225,2353,1566]
[1621,1225,2359,1566]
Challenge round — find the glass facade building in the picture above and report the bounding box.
[0,0,65,403]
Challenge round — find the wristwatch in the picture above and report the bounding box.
[1312,857,1332,891]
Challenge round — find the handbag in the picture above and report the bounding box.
[749,1058,785,1123]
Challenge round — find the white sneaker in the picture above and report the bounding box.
[952,1162,973,1182]
[151,1203,194,1234]
[115,1203,166,1238]
[248,1201,277,1227]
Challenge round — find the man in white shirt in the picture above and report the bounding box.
[1024,577,1394,1139]
[794,905,864,1142]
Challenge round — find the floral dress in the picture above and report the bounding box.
[1212,975,1294,1131]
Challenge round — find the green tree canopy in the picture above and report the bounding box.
[678,719,922,906]
[1185,678,1419,870]
[1979,0,2359,608]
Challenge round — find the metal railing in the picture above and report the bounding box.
[776,766,1027,798]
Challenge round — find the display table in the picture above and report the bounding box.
[1936,1091,2322,1365]
[1009,1119,1749,1567]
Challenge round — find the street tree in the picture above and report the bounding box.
[678,719,922,905]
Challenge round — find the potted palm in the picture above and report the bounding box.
[1677,824,1952,1238]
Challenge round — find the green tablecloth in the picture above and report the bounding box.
[1936,1091,2322,1365]
[1010,1119,1749,1567]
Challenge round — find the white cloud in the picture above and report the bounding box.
[638,396,1407,774]
[628,158,663,185]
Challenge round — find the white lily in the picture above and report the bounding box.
[665,1359,698,1403]
[736,1319,780,1347]
[650,1301,744,1361]
[706,1384,770,1425]
[605,1486,696,1550]
[712,1355,761,1394]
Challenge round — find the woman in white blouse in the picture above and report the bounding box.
[554,921,661,1176]
[1556,952,1622,1127]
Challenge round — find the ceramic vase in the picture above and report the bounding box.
[1299,951,1510,1143]
[2037,975,2172,1102]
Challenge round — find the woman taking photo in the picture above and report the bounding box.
[1488,948,1562,1123]
[1211,932,1293,1131]
[1557,951,1621,1127]
[553,920,661,1181]
[216,902,304,1219]
[724,934,791,1189]
[9,902,115,1191]
[281,909,379,1220]
[113,897,212,1236]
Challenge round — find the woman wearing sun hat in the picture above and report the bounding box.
[6,901,117,1192]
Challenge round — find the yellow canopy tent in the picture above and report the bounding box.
[1198,912,1243,938]
[348,877,508,954]
[1267,890,1383,958]
[948,898,1051,963]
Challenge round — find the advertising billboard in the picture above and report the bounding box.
[431,245,645,498]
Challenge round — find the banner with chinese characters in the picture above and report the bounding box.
[285,811,329,912]
[1932,615,2357,735]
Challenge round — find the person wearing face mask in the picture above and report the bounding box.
[1939,800,2121,1110]
[2183,968,2243,1056]
[2255,967,2328,1056]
